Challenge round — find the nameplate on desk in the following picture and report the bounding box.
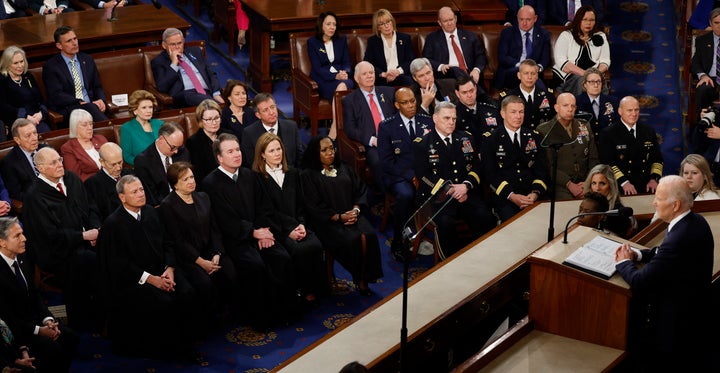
[112,94,128,107]
[562,235,633,280]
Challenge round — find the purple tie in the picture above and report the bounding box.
[568,0,575,22]
[177,56,206,95]
[525,32,533,58]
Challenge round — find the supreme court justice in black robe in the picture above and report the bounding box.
[21,147,100,331]
[301,136,383,296]
[158,162,238,317]
[97,175,200,358]
[202,133,296,329]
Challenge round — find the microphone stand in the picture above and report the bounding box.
[539,120,578,242]
[398,182,453,373]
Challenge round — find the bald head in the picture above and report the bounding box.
[99,142,124,179]
[654,175,693,222]
[354,61,376,91]
[517,5,538,32]
[437,6,457,33]
[34,147,59,166]
[34,147,64,182]
[555,93,577,123]
[394,87,417,118]
[618,96,640,126]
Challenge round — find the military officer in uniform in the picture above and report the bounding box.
[412,101,496,258]
[482,95,549,222]
[378,87,435,261]
[537,93,599,200]
[598,96,663,195]
[454,75,502,136]
[500,59,555,130]
[575,68,619,141]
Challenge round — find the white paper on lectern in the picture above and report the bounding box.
[563,235,638,278]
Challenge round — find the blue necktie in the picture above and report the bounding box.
[525,32,533,58]
[12,261,27,291]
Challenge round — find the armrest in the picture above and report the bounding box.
[291,69,320,107]
[144,86,174,107]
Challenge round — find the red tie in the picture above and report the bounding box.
[368,93,382,133]
[450,35,468,73]
[177,55,207,95]
[56,182,65,196]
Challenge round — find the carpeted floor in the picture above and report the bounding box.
[64,0,681,371]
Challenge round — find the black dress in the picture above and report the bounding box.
[220,105,256,141]
[185,128,230,185]
[301,163,383,284]
[0,73,51,137]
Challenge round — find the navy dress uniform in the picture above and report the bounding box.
[412,130,496,258]
[481,127,549,222]
[598,123,664,189]
[455,100,503,137]
[575,93,620,140]
[501,87,556,130]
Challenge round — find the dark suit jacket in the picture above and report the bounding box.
[0,144,47,202]
[616,212,713,358]
[342,87,397,146]
[151,47,221,100]
[240,119,304,168]
[307,35,354,99]
[133,142,190,207]
[690,31,716,79]
[0,257,52,345]
[546,0,604,25]
[502,86,556,129]
[84,168,131,221]
[598,122,663,188]
[42,52,106,113]
[495,25,552,89]
[377,113,434,187]
[0,73,48,128]
[0,0,28,18]
[21,171,101,273]
[59,135,107,182]
[186,128,230,184]
[363,32,415,81]
[410,78,458,116]
[422,28,487,76]
[220,105,255,140]
[574,92,619,138]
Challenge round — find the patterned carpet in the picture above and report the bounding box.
[63,0,681,372]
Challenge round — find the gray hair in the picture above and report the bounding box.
[0,46,27,76]
[0,217,19,240]
[162,28,183,42]
[435,101,456,113]
[68,109,93,138]
[116,174,140,195]
[410,57,432,76]
[660,175,693,209]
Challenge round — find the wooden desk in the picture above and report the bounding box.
[242,0,505,93]
[274,195,655,373]
[0,5,190,62]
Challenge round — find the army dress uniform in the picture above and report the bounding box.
[536,117,599,200]
[481,127,549,222]
[456,100,503,137]
[501,87,556,130]
[412,130,496,258]
[598,122,664,190]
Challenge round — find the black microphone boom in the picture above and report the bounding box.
[562,207,633,243]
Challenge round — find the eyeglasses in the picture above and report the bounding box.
[162,135,180,152]
[378,20,392,27]
[585,80,603,86]
[202,116,221,123]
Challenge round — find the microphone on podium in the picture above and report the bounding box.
[562,207,633,243]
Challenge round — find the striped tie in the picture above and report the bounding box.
[70,59,84,100]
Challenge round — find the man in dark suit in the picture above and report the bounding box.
[454,75,503,136]
[378,87,434,260]
[151,28,224,108]
[0,119,46,203]
[690,8,720,120]
[410,57,457,116]
[574,67,619,140]
[21,147,101,331]
[495,5,552,91]
[0,217,79,373]
[546,0,604,26]
[240,93,304,168]
[133,122,189,207]
[502,0,545,26]
[500,59,556,130]
[412,101,496,258]
[97,175,201,359]
[0,0,30,19]
[614,175,713,371]
[202,134,295,331]
[341,61,397,189]
[42,26,108,126]
[422,6,487,87]
[598,96,663,195]
[482,95,549,222]
[84,142,130,221]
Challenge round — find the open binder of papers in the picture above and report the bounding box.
[562,235,636,280]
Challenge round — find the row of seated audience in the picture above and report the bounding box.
[0,0,133,19]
